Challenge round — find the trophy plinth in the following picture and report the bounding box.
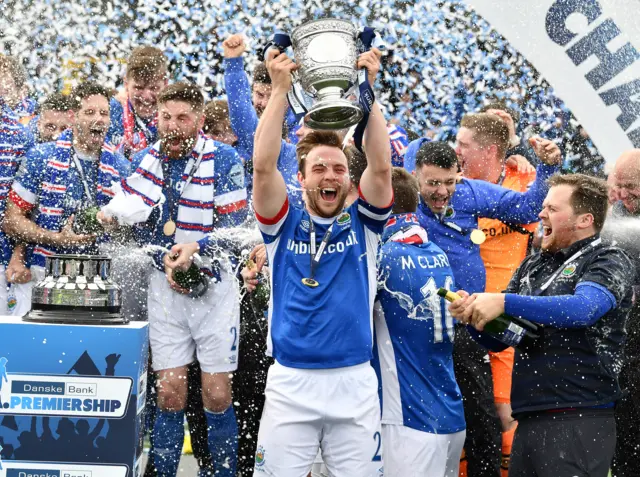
[24,254,126,325]
[292,19,363,130]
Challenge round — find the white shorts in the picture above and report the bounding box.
[381,424,465,477]
[254,361,382,477]
[148,268,240,374]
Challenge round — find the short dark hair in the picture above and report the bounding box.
[479,101,520,125]
[70,82,111,110]
[460,113,510,159]
[40,93,74,113]
[296,130,343,176]
[126,46,168,83]
[0,55,27,89]
[253,62,271,85]
[157,81,204,112]
[415,141,458,170]
[345,146,367,188]
[203,99,230,134]
[392,167,419,214]
[548,173,609,232]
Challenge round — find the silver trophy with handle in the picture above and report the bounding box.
[290,19,364,130]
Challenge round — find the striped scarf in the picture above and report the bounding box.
[121,132,217,272]
[33,129,121,263]
[121,98,157,157]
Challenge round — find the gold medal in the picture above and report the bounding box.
[470,229,486,245]
[163,220,177,236]
[302,278,319,288]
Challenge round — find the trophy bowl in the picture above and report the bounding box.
[24,254,126,325]
[291,19,363,130]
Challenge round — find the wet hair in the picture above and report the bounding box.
[203,99,231,134]
[253,62,271,85]
[40,93,74,113]
[415,141,458,170]
[548,173,609,232]
[345,146,367,188]
[460,113,510,158]
[296,130,343,176]
[70,82,111,110]
[157,81,204,112]
[125,46,168,83]
[0,55,27,89]
[479,101,520,125]
[392,167,419,214]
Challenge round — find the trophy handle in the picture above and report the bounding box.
[291,70,317,99]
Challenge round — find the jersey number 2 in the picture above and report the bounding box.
[372,431,382,462]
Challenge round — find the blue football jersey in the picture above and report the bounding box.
[372,214,465,434]
[257,195,392,369]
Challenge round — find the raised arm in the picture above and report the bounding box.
[222,34,260,161]
[252,49,295,219]
[475,137,562,223]
[357,48,393,208]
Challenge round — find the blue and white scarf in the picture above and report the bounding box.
[121,132,217,272]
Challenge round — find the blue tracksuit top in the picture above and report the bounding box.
[223,57,302,208]
[416,163,558,294]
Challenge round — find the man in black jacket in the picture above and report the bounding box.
[450,173,635,477]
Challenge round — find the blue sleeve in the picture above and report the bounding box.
[20,122,35,152]
[129,148,149,175]
[504,282,616,328]
[285,109,299,144]
[223,57,259,161]
[471,163,558,223]
[114,153,131,178]
[212,144,248,229]
[151,249,165,271]
[13,144,48,202]
[107,98,124,149]
[355,195,393,234]
[197,234,238,256]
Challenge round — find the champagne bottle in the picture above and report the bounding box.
[173,263,209,298]
[437,288,540,348]
[73,206,103,234]
[245,259,270,316]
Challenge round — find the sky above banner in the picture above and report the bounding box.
[464,0,640,163]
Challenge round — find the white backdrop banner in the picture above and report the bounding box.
[464,0,640,163]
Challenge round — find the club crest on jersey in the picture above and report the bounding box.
[255,446,266,467]
[300,220,310,232]
[444,206,455,219]
[337,212,351,226]
[562,263,577,277]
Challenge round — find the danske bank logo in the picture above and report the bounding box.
[0,363,132,418]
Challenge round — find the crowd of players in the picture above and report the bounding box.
[0,29,639,477]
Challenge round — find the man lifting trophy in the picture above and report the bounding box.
[251,18,391,477]
[267,19,376,135]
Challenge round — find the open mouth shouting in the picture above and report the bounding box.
[319,187,337,202]
[88,124,106,140]
[430,194,449,210]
